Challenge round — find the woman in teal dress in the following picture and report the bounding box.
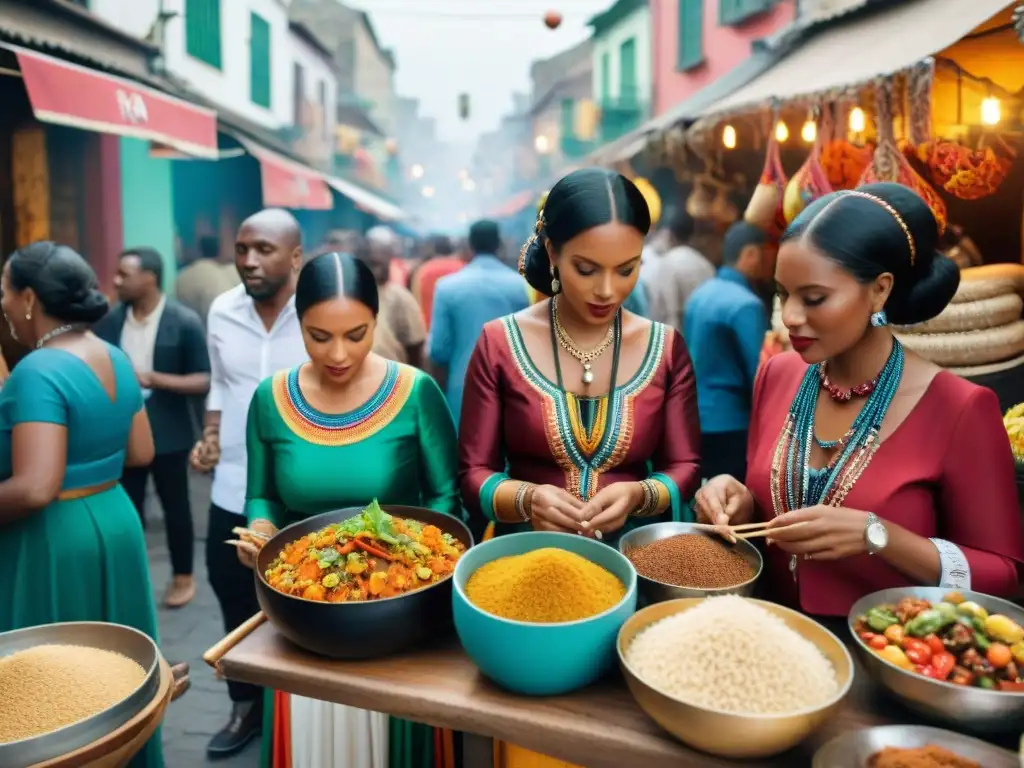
[236,251,461,768]
[0,242,164,768]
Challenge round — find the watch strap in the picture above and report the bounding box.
[929,538,971,590]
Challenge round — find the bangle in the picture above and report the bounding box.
[929,538,971,591]
[632,479,659,518]
[514,483,532,522]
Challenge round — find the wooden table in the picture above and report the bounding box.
[218,624,1016,768]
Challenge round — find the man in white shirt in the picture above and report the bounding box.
[190,209,308,758]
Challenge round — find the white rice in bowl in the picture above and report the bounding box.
[625,595,838,715]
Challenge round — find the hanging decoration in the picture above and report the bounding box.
[686,175,715,219]
[783,108,834,224]
[543,11,563,29]
[859,79,947,234]
[744,106,789,240]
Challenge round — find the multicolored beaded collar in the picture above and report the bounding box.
[272,361,414,447]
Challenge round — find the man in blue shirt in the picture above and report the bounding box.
[429,219,529,427]
[684,222,772,481]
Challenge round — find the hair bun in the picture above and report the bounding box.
[521,233,554,297]
[66,288,110,324]
[886,250,960,326]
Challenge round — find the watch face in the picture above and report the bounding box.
[867,522,889,550]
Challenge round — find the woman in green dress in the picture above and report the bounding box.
[0,242,164,768]
[237,251,461,768]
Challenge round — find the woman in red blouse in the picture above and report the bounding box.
[696,183,1024,616]
[459,167,701,544]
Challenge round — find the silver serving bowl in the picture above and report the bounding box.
[812,724,1017,767]
[0,622,162,768]
[849,587,1024,733]
[617,522,762,604]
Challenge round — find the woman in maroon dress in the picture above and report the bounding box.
[459,167,701,543]
[696,182,1024,616]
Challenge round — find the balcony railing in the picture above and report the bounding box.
[598,95,647,144]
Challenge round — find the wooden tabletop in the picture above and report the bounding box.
[217,623,1014,768]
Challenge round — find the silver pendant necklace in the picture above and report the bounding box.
[36,324,80,349]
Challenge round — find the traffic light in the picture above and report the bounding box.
[458,93,470,121]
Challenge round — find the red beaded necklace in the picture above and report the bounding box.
[817,364,878,403]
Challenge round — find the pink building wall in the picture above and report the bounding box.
[652,0,797,117]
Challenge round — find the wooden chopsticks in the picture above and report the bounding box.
[692,520,809,542]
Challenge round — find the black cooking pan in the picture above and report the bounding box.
[254,505,474,659]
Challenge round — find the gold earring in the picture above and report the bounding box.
[549,265,560,294]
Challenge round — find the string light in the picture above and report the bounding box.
[421,186,435,198]
[722,124,737,149]
[849,107,866,133]
[801,120,816,143]
[410,163,424,179]
[534,135,550,154]
[981,96,1001,126]
[775,121,789,143]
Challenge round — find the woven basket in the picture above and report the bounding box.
[951,276,1021,304]
[948,350,1024,378]
[897,292,1023,335]
[897,320,1024,367]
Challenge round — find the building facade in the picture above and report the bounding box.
[288,21,337,170]
[529,40,595,171]
[590,0,653,145]
[651,0,796,117]
[90,0,296,130]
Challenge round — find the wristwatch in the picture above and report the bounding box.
[864,512,889,556]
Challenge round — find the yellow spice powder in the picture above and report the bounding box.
[466,547,625,623]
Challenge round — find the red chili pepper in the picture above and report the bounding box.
[354,539,392,561]
[923,634,945,656]
[336,541,355,556]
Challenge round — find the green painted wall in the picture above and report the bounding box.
[119,138,177,291]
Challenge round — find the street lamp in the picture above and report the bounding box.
[410,163,425,180]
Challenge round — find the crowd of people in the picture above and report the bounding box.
[0,167,1021,768]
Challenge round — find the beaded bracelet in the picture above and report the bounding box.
[514,483,532,522]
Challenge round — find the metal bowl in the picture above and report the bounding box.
[255,504,474,659]
[617,522,762,604]
[618,598,853,759]
[848,586,1024,733]
[0,621,162,768]
[812,724,1017,767]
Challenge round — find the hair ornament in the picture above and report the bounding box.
[518,211,546,276]
[843,190,917,266]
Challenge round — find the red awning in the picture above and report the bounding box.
[236,136,333,211]
[7,44,218,159]
[490,189,536,218]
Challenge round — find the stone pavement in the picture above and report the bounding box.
[144,471,260,768]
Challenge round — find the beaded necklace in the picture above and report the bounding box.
[769,339,904,578]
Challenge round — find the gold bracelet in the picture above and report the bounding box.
[632,479,660,518]
[514,482,532,522]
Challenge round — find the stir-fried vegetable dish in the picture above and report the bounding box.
[264,501,466,602]
[854,592,1024,691]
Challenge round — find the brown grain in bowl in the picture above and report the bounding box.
[625,533,755,589]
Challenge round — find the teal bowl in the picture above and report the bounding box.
[452,531,638,696]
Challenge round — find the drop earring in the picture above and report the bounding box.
[870,310,888,327]
[550,265,560,294]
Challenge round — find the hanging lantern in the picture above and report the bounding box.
[632,177,662,226]
[849,107,866,133]
[800,120,816,143]
[774,121,789,143]
[981,96,1001,126]
[722,124,737,149]
[544,11,563,29]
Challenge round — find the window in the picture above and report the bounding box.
[293,63,305,126]
[600,52,611,102]
[250,12,272,109]
[677,0,704,71]
[719,0,773,26]
[318,80,328,137]
[560,98,575,138]
[618,38,637,104]
[185,0,222,69]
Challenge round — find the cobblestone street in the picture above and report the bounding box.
[145,471,260,768]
